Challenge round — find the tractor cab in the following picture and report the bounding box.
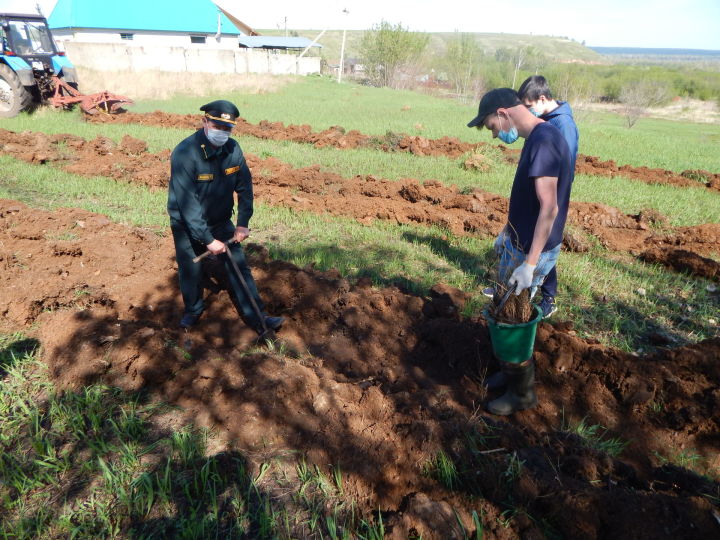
[2,15,57,55]
[1,13,72,99]
[1,14,60,72]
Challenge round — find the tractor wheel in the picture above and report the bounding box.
[0,63,34,118]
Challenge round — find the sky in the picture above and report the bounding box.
[2,0,719,50]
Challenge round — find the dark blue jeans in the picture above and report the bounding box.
[170,220,265,330]
[541,266,558,300]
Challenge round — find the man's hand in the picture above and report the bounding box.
[206,239,226,255]
[234,226,250,243]
[509,262,536,295]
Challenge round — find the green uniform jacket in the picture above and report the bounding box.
[167,129,253,245]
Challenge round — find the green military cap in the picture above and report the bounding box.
[200,99,240,127]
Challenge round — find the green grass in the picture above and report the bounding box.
[0,154,167,231]
[424,450,460,491]
[653,447,720,482]
[2,153,717,353]
[3,107,719,227]
[0,333,390,538]
[561,416,627,457]
[114,76,720,173]
[577,110,720,172]
[10,77,717,174]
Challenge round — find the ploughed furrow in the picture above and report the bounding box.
[1,128,718,281]
[1,199,718,539]
[87,111,720,191]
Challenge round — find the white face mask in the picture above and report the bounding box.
[206,128,230,147]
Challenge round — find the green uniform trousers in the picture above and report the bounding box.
[171,219,265,330]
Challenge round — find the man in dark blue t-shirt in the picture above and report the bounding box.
[467,87,573,416]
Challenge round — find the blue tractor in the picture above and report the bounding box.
[0,12,80,117]
[0,12,130,117]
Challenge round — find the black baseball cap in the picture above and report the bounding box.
[467,88,522,128]
[200,100,240,127]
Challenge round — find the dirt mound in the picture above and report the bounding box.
[682,169,720,190]
[88,112,720,191]
[640,248,720,280]
[88,112,480,158]
[2,199,719,538]
[0,129,170,188]
[575,155,720,190]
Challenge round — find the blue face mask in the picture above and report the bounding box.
[206,128,230,147]
[498,115,519,144]
[529,107,542,117]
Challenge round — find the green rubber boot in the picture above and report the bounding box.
[486,359,537,416]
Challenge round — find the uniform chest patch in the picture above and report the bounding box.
[197,174,214,181]
[225,166,240,175]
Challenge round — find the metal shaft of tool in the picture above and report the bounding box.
[496,282,518,313]
[223,241,269,335]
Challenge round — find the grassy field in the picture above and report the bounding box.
[111,76,720,173]
[0,149,716,352]
[3,106,719,228]
[1,76,719,537]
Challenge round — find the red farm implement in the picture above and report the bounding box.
[48,76,133,115]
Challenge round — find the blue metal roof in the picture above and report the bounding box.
[48,0,240,35]
[238,36,322,49]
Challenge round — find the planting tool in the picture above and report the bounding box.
[192,238,238,263]
[192,239,274,340]
[223,241,273,340]
[495,282,517,313]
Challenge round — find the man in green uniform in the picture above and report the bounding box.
[168,99,283,335]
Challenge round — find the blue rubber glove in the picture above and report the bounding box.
[509,262,536,295]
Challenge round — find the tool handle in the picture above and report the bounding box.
[223,241,270,335]
[192,238,238,263]
[496,282,518,312]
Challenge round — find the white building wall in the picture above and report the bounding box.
[61,41,321,75]
[51,29,239,48]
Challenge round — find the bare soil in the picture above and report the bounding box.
[2,129,718,281]
[1,199,719,539]
[87,112,720,192]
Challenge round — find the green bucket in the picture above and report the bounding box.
[483,306,543,364]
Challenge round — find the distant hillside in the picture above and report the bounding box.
[258,29,604,64]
